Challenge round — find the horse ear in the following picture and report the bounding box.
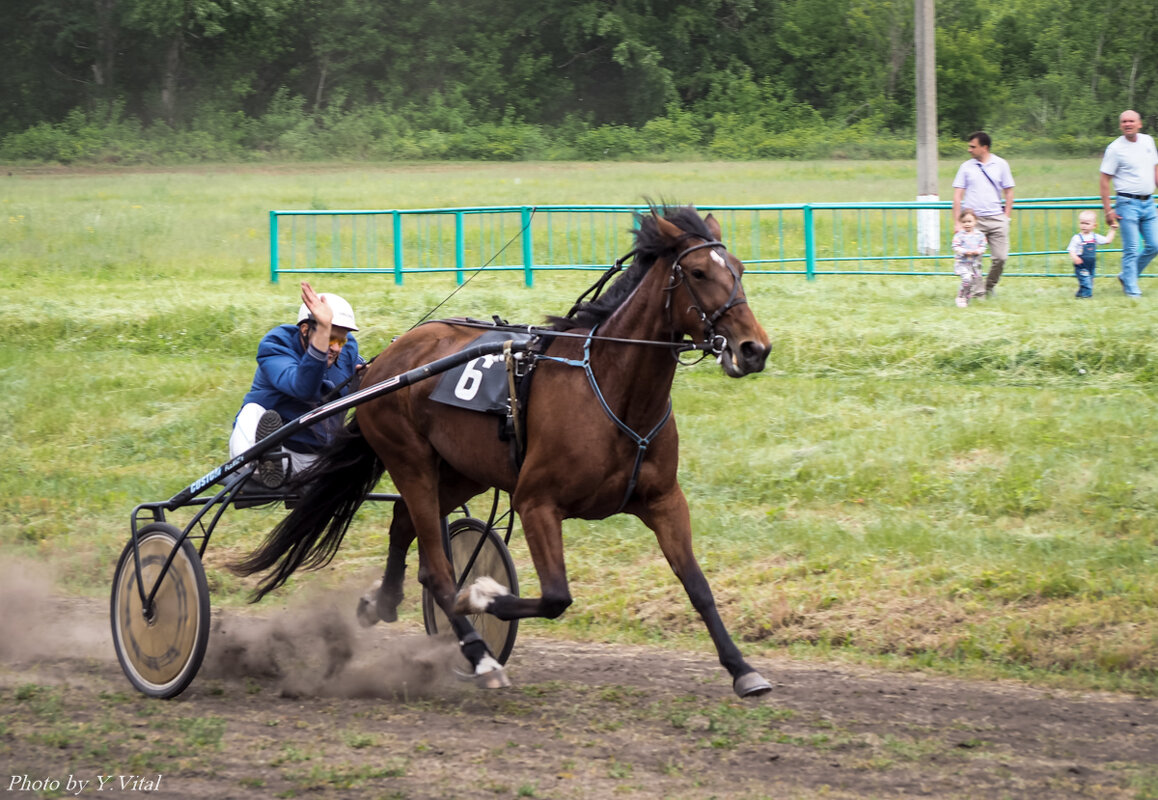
[704,213,723,240]
[654,214,685,243]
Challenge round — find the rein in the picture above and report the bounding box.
[561,249,637,319]
[437,317,702,352]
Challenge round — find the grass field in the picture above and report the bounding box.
[2,159,1156,696]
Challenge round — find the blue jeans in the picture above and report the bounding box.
[1116,196,1158,296]
[1075,250,1095,298]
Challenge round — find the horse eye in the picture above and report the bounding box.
[691,269,707,279]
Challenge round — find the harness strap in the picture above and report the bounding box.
[503,340,526,459]
[543,324,673,514]
[536,236,746,512]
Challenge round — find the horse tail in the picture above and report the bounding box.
[230,420,385,603]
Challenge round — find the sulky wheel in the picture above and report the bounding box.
[422,517,519,665]
[110,522,210,699]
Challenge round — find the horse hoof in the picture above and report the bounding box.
[477,665,511,689]
[356,580,392,627]
[355,595,380,627]
[376,589,400,623]
[454,576,509,614]
[472,654,511,689]
[734,671,773,698]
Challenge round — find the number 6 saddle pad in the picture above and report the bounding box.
[429,330,535,415]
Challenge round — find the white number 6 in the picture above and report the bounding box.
[454,358,484,401]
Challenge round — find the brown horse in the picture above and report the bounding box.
[232,205,773,697]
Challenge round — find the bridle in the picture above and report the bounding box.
[665,238,748,357]
[566,236,749,357]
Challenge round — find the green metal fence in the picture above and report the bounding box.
[269,198,1118,285]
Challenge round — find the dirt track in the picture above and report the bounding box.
[2,584,1156,800]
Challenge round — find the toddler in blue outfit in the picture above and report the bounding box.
[1067,210,1117,298]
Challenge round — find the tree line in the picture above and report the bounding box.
[3,0,1156,163]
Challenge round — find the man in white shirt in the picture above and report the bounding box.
[952,132,1016,297]
[1100,109,1158,297]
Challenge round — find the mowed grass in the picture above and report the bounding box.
[2,159,1156,695]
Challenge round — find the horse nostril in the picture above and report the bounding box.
[739,340,769,367]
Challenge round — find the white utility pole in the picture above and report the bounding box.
[915,0,940,254]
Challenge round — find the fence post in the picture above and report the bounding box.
[803,205,816,281]
[455,212,465,286]
[521,206,534,287]
[392,210,403,285]
[269,211,279,283]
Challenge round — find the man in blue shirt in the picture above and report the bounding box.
[1099,109,1158,298]
[230,282,364,487]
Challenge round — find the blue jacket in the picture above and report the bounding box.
[234,324,362,453]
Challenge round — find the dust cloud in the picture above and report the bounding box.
[0,560,467,699]
[0,560,109,663]
[200,588,468,700]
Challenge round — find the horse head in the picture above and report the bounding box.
[653,210,771,377]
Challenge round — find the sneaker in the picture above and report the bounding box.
[985,286,997,299]
[1117,275,1141,297]
[256,409,283,441]
[255,411,285,488]
[955,297,968,308]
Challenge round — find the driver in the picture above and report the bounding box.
[230,281,364,487]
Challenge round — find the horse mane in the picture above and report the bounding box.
[547,204,713,332]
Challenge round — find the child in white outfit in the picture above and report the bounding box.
[951,209,988,307]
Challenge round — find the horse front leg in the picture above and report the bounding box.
[453,500,573,621]
[638,489,772,698]
[357,500,414,626]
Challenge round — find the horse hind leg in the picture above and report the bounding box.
[357,503,415,627]
[355,553,408,626]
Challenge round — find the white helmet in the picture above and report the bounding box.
[297,293,358,331]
